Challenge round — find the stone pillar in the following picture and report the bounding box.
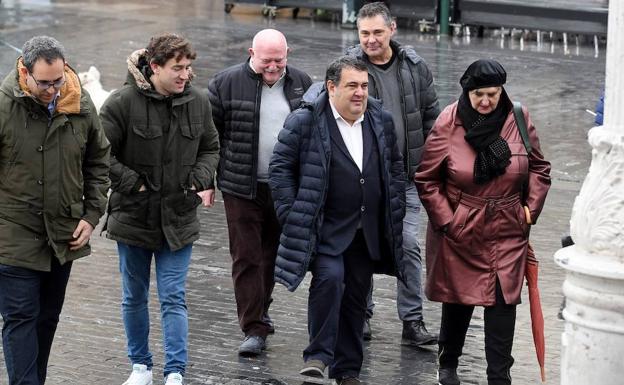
[554,1,624,384]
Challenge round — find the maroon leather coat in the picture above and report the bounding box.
[415,102,551,306]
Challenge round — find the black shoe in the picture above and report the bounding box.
[263,312,275,334]
[437,367,460,385]
[238,335,266,357]
[402,320,438,346]
[363,318,372,341]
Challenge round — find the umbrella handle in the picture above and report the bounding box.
[524,205,532,225]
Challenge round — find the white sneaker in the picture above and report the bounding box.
[122,364,153,385]
[164,373,183,385]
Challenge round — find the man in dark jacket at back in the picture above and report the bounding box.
[270,56,405,385]
[346,1,440,345]
[100,33,220,385]
[208,28,312,356]
[0,36,110,385]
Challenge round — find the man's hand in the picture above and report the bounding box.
[69,219,94,250]
[197,189,215,208]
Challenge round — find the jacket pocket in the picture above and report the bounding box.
[0,218,49,267]
[447,203,470,242]
[112,190,151,227]
[68,201,84,218]
[55,201,84,241]
[68,122,87,155]
[179,122,202,166]
[132,123,163,166]
[496,203,528,240]
[515,203,530,238]
[170,191,201,226]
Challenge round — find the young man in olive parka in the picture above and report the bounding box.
[100,33,220,385]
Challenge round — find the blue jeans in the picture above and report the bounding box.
[366,182,424,321]
[118,242,192,377]
[0,259,72,385]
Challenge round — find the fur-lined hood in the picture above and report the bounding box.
[125,48,194,96]
[0,57,86,115]
[126,49,153,91]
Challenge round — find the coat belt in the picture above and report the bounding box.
[446,184,520,217]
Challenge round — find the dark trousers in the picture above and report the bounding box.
[223,183,280,338]
[438,281,516,385]
[0,259,72,385]
[305,230,375,380]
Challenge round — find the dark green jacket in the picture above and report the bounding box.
[0,59,111,271]
[100,49,220,251]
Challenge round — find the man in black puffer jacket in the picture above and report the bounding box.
[208,28,312,357]
[270,56,405,385]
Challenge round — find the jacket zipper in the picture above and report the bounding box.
[396,55,411,177]
[302,113,330,280]
[251,78,262,198]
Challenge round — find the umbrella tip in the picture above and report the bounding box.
[540,366,546,382]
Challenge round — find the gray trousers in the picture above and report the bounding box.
[366,181,423,321]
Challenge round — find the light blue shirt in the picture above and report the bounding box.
[47,91,60,116]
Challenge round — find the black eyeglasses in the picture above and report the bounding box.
[29,73,66,90]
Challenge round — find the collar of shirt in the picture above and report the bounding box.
[249,59,286,86]
[47,91,61,116]
[329,99,364,172]
[329,100,364,127]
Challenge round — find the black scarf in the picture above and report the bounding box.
[457,89,512,184]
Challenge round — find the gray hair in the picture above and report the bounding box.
[356,2,393,27]
[325,56,368,85]
[21,36,66,72]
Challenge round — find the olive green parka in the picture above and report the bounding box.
[0,58,111,271]
[100,49,220,251]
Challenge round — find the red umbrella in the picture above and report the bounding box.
[526,243,546,382]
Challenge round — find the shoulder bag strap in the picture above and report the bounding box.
[512,101,532,154]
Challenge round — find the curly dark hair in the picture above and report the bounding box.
[145,33,197,66]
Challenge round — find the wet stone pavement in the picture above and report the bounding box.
[0,0,607,384]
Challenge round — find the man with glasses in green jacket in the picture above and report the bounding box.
[0,35,111,385]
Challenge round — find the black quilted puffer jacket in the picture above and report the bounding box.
[207,60,312,199]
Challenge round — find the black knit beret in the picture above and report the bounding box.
[460,59,507,91]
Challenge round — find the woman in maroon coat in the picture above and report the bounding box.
[415,59,551,385]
